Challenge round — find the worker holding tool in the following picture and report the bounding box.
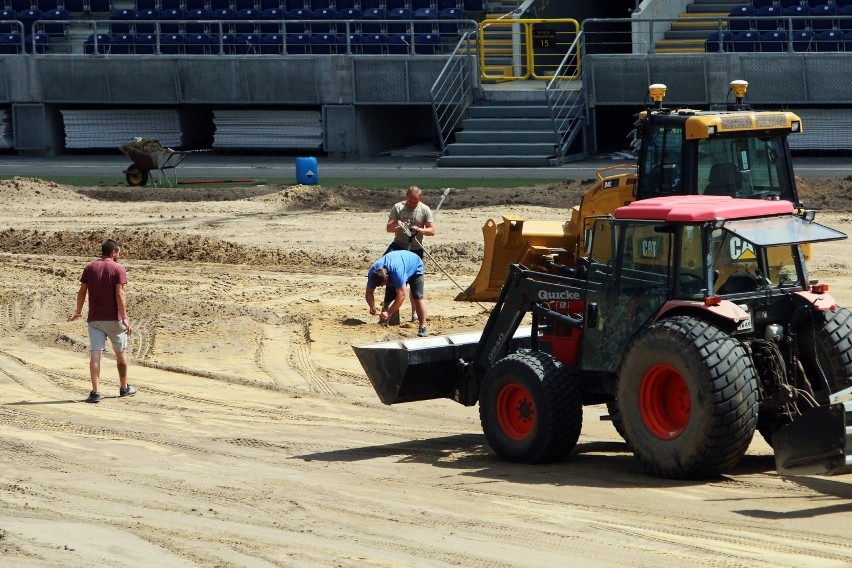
[365,250,428,337]
[383,186,436,322]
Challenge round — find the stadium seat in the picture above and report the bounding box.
[810,4,838,32]
[705,30,733,53]
[844,30,852,51]
[311,31,337,53]
[159,32,185,54]
[37,0,59,11]
[110,8,136,34]
[336,0,356,10]
[361,32,387,53]
[841,5,852,31]
[752,0,774,8]
[760,30,788,52]
[186,8,211,34]
[309,0,331,9]
[236,8,260,34]
[161,0,183,10]
[360,0,382,9]
[64,0,86,15]
[18,9,41,37]
[0,33,23,54]
[387,7,411,34]
[791,29,815,51]
[185,32,212,53]
[134,33,157,53]
[310,7,336,33]
[388,32,410,53]
[260,0,282,10]
[260,32,284,53]
[27,32,50,54]
[412,0,432,10]
[755,4,780,32]
[88,0,112,14]
[159,8,185,34]
[413,32,440,54]
[0,10,16,34]
[438,7,463,37]
[136,0,158,11]
[186,0,207,11]
[733,30,759,52]
[284,0,305,10]
[84,32,111,54]
[212,32,238,53]
[342,31,361,53]
[386,0,406,11]
[236,32,261,54]
[41,8,69,38]
[413,7,437,34]
[110,33,134,54]
[463,0,483,12]
[286,31,310,53]
[437,0,461,9]
[782,4,810,32]
[210,0,232,10]
[727,5,754,33]
[135,8,160,34]
[285,7,310,34]
[235,0,256,11]
[837,0,852,7]
[260,8,284,33]
[815,29,842,50]
[212,8,237,34]
[10,0,29,13]
[361,7,386,34]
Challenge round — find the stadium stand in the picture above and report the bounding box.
[260,32,284,54]
[83,32,110,54]
[159,32,185,53]
[810,3,837,32]
[727,4,754,33]
[110,32,134,54]
[782,4,809,31]
[134,32,156,53]
[413,31,439,53]
[816,28,842,51]
[792,29,815,51]
[286,31,310,53]
[185,32,212,53]
[754,4,780,32]
[705,30,732,53]
[732,30,759,52]
[310,31,337,53]
[42,8,69,38]
[110,8,136,34]
[135,8,160,34]
[760,29,788,51]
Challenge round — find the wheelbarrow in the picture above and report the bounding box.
[118,139,208,187]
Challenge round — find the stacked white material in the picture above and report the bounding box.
[0,110,11,148]
[212,110,322,150]
[788,109,852,151]
[61,109,186,149]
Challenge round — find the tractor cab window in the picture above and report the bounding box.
[709,228,801,294]
[638,122,682,198]
[698,136,795,202]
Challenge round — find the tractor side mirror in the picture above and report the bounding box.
[583,227,594,255]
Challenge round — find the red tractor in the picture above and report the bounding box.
[354,196,852,479]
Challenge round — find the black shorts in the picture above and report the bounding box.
[384,241,424,259]
[384,274,425,305]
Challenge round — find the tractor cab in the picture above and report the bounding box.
[636,81,802,205]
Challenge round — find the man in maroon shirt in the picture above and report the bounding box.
[68,239,136,403]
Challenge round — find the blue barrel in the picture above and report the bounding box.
[296,156,319,185]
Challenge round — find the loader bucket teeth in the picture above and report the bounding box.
[773,400,852,476]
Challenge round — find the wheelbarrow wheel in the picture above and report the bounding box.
[125,165,149,187]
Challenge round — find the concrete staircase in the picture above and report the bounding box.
[654,0,748,54]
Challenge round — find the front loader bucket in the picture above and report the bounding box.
[353,328,531,405]
[455,214,577,302]
[774,388,852,476]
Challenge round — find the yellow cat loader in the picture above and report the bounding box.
[355,196,852,478]
[458,80,806,301]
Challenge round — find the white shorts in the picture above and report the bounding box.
[88,320,128,353]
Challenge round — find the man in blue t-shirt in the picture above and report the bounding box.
[365,250,428,337]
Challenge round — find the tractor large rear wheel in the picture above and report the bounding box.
[614,315,758,479]
[479,351,582,464]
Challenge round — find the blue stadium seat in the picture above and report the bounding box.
[387,7,411,34]
[210,0,232,10]
[0,10,16,34]
[437,0,461,9]
[260,7,284,33]
[463,0,483,11]
[136,0,158,11]
[782,4,810,32]
[160,32,185,54]
[260,32,284,53]
[755,4,780,32]
[159,8,185,34]
[845,30,852,51]
[212,7,237,34]
[837,0,852,8]
[284,0,305,10]
[64,0,86,15]
[388,32,410,53]
[260,0,282,10]
[27,32,50,53]
[285,7,310,33]
[134,32,157,53]
[413,31,440,54]
[212,32,238,53]
[438,7,463,37]
[360,0,382,9]
[311,31,337,53]
[792,29,815,51]
[337,7,360,21]
[235,0,256,11]
[161,0,183,10]
[727,5,754,33]
[236,8,260,33]
[186,8,211,34]
[309,0,331,9]
[342,31,361,53]
[286,31,310,53]
[18,9,41,36]
[361,32,387,53]
[10,0,30,13]
[37,0,59,11]
[236,32,261,53]
[841,5,852,31]
[186,0,207,11]
[412,0,432,10]
[413,7,437,34]
[89,0,112,14]
[815,29,842,50]
[760,30,788,52]
[110,8,136,34]
[110,33,134,53]
[41,8,69,38]
[135,8,160,34]
[0,33,23,54]
[752,0,773,8]
[84,32,111,54]
[336,0,356,10]
[733,30,759,52]
[810,4,838,32]
[386,0,406,10]
[778,0,800,7]
[186,32,212,53]
[705,30,732,53]
[310,7,336,33]
[361,7,386,34]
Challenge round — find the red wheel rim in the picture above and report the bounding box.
[496,383,536,441]
[639,364,690,440]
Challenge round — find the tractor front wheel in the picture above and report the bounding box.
[479,351,582,464]
[614,315,758,479]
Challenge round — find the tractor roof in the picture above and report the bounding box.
[615,196,793,222]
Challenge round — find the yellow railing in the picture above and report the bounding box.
[479,18,581,82]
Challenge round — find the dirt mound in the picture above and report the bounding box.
[796,176,852,211]
[0,177,90,203]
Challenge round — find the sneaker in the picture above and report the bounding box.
[418,327,428,337]
[85,390,101,403]
[410,315,418,323]
[119,384,137,397]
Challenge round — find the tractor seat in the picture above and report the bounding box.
[705,163,740,196]
[717,271,759,295]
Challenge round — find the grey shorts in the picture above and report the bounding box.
[88,320,128,353]
[384,274,425,304]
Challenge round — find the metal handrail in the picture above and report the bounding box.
[544,31,585,163]
[429,29,478,152]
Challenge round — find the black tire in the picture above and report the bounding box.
[614,315,758,479]
[606,399,628,442]
[125,165,149,186]
[479,351,583,464]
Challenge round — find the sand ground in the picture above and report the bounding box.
[2,175,852,567]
